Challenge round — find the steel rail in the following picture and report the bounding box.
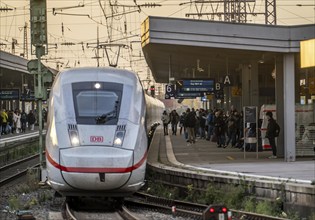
[0,154,39,172]
[0,164,40,187]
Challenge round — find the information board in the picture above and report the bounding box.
[243,106,259,159]
[21,91,35,101]
[177,79,215,93]
[0,89,20,100]
[176,92,203,99]
[165,84,176,99]
[244,106,257,123]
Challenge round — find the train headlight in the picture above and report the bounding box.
[69,130,80,147]
[114,130,125,146]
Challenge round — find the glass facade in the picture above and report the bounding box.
[295,55,315,156]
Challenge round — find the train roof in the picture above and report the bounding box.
[56,67,140,86]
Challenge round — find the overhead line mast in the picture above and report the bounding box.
[23,22,28,59]
[183,0,277,25]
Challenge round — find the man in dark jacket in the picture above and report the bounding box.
[266,111,280,159]
[184,108,197,144]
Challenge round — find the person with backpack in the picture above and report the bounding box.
[265,111,280,159]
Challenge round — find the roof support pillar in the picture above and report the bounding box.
[277,53,296,161]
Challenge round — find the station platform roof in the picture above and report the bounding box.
[141,16,315,83]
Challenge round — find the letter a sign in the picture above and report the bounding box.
[224,75,231,86]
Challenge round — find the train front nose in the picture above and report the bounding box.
[59,146,134,190]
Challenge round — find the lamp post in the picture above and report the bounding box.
[30,0,48,179]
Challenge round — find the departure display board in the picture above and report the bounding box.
[176,92,203,99]
[177,79,215,93]
[0,89,20,100]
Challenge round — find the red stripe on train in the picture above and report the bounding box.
[46,151,147,173]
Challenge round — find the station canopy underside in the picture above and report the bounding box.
[143,43,277,83]
[141,16,315,83]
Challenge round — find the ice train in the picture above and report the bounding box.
[45,67,164,197]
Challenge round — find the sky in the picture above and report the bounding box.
[0,0,314,82]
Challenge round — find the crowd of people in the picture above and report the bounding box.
[161,106,280,158]
[162,107,245,147]
[0,108,47,138]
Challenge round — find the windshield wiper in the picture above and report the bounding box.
[95,111,116,124]
[95,101,119,124]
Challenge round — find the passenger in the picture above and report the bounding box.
[20,110,27,133]
[161,110,170,135]
[179,112,186,135]
[244,123,256,152]
[28,110,36,131]
[13,109,21,133]
[43,108,48,123]
[194,108,200,138]
[213,110,225,148]
[225,110,238,148]
[185,108,197,144]
[1,109,8,135]
[206,109,215,141]
[169,110,180,135]
[0,109,2,137]
[265,111,280,159]
[199,109,207,139]
[235,111,244,148]
[8,110,14,134]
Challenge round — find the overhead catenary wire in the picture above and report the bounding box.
[0,0,314,76]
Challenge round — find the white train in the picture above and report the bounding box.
[45,67,164,197]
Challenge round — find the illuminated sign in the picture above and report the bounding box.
[301,39,315,68]
[177,79,215,93]
[0,89,20,100]
[176,92,203,99]
[165,84,176,99]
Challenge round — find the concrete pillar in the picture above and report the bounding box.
[241,62,259,107]
[241,64,251,107]
[282,54,296,161]
[250,61,259,107]
[275,55,284,158]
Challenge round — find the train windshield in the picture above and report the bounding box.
[72,82,123,125]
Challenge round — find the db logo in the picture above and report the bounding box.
[90,136,104,143]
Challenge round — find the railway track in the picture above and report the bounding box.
[126,192,289,220]
[66,204,139,220]
[0,154,40,187]
[64,197,141,220]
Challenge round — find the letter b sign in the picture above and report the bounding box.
[215,83,222,91]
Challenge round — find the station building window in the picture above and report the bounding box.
[295,53,315,156]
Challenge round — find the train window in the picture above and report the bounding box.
[72,82,123,125]
[77,91,118,116]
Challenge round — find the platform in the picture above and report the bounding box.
[0,126,44,148]
[166,130,315,184]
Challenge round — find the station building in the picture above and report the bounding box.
[0,50,57,115]
[141,16,315,162]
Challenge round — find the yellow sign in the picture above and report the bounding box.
[207,95,213,100]
[232,86,241,96]
[300,39,315,68]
